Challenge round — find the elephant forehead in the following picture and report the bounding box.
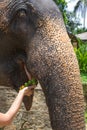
[27,0,57,9]
[26,0,60,18]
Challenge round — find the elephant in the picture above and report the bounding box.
[0,0,86,129]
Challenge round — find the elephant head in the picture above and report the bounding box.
[0,0,86,129]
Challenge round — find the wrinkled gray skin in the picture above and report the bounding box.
[0,0,86,129]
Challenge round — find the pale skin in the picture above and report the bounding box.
[0,86,35,127]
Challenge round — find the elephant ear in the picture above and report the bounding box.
[23,93,34,110]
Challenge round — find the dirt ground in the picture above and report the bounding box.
[0,84,87,130]
[0,84,52,130]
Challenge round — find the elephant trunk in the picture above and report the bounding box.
[27,16,85,129]
[42,19,85,129]
[41,66,85,129]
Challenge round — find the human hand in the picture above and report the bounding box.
[20,85,35,96]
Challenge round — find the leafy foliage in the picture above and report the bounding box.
[74,0,87,28]
[85,110,87,123]
[66,12,81,34]
[74,27,87,34]
[53,0,81,34]
[81,72,87,84]
[74,39,87,73]
[53,0,68,24]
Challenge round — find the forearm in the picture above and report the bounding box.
[0,90,24,127]
[6,90,24,121]
[0,86,33,127]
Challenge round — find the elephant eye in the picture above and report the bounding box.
[16,9,27,18]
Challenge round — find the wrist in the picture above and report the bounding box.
[19,89,25,96]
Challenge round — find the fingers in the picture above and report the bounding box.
[28,85,36,89]
[24,85,36,91]
[26,90,33,96]
[23,85,35,96]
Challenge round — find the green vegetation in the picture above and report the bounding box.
[74,39,87,73]
[19,78,38,90]
[53,0,68,24]
[74,28,87,34]
[81,72,87,84]
[54,0,87,124]
[25,79,38,86]
[85,110,87,123]
[74,39,87,123]
[54,0,87,35]
[74,0,87,28]
[74,39,87,84]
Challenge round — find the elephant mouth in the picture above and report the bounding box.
[24,64,32,80]
[21,62,37,110]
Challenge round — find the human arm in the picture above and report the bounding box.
[0,86,34,127]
